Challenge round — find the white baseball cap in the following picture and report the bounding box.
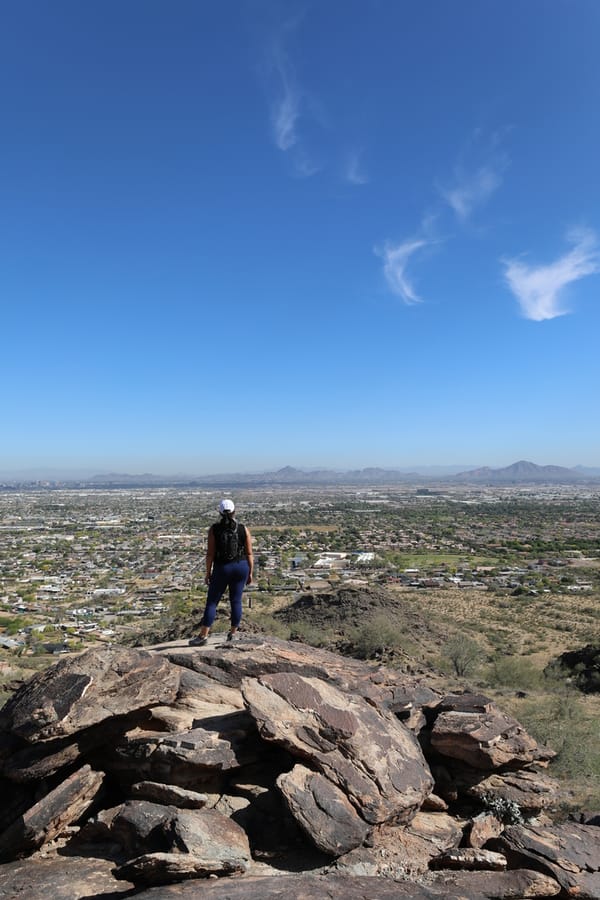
[218,499,235,514]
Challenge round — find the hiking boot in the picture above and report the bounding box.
[189,635,208,647]
[226,631,235,642]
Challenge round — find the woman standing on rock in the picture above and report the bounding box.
[190,499,253,646]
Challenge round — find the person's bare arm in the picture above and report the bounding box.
[245,527,254,584]
[205,527,215,584]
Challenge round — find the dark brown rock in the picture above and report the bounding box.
[131,872,489,898]
[94,800,250,878]
[163,635,441,729]
[0,764,104,860]
[466,812,505,848]
[430,704,555,770]
[242,672,433,833]
[466,769,561,815]
[114,848,247,885]
[407,811,464,852]
[0,855,135,899]
[428,868,561,897]
[102,715,259,791]
[332,814,462,880]
[491,822,600,897]
[0,647,180,743]
[277,764,369,855]
[130,780,208,808]
[110,804,251,884]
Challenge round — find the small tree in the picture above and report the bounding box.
[444,635,481,677]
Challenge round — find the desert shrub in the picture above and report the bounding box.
[249,612,290,639]
[480,794,524,824]
[289,621,333,648]
[351,616,405,660]
[517,688,600,807]
[484,656,543,690]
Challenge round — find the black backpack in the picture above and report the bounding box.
[213,520,246,563]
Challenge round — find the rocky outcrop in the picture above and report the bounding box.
[429,693,556,770]
[491,822,600,897]
[0,635,595,898]
[242,671,432,846]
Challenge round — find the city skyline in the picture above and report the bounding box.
[2,2,600,474]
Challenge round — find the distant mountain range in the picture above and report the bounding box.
[3,461,600,488]
[452,460,599,485]
[81,461,600,487]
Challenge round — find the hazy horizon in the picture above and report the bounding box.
[2,459,600,483]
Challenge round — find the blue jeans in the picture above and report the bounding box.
[201,559,249,629]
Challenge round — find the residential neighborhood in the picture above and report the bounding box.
[1,483,599,658]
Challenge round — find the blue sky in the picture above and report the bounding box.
[2,0,599,476]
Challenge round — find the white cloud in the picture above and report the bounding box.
[503,228,600,321]
[439,130,509,222]
[377,237,431,304]
[440,164,503,222]
[344,149,368,185]
[270,50,300,151]
[264,28,320,178]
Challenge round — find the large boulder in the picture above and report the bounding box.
[277,764,370,855]
[0,647,180,743]
[0,636,578,897]
[92,800,251,885]
[242,671,433,852]
[429,694,555,770]
[167,635,441,730]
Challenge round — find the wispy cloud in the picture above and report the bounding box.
[439,131,508,222]
[503,228,600,321]
[440,164,504,222]
[262,20,321,178]
[376,236,432,305]
[270,47,300,151]
[344,149,368,185]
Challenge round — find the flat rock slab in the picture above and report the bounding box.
[114,848,248,885]
[0,647,181,743]
[428,868,561,898]
[160,635,441,728]
[430,705,554,770]
[131,781,208,808]
[242,672,433,835]
[132,873,490,898]
[107,716,258,788]
[492,822,600,897]
[0,764,104,861]
[0,855,135,899]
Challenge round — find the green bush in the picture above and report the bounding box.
[249,612,290,640]
[289,621,333,648]
[350,616,407,660]
[516,688,600,808]
[485,656,543,690]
